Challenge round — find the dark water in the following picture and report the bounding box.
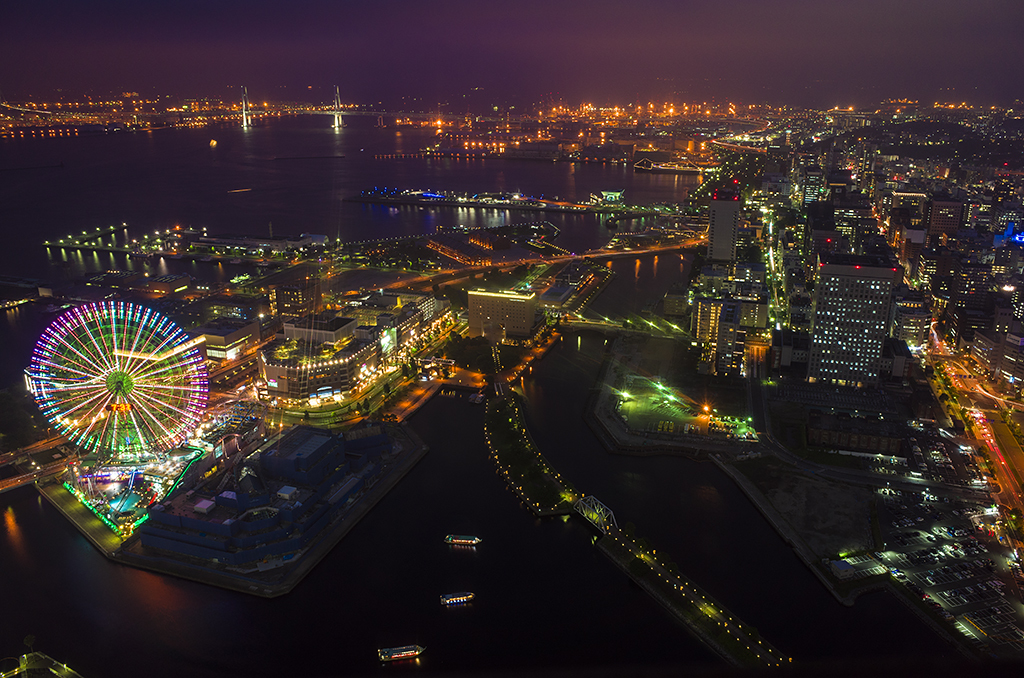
[522,333,953,663]
[0,116,700,280]
[0,334,956,676]
[0,120,955,673]
[0,387,717,678]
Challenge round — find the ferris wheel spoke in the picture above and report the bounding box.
[121,308,158,375]
[46,380,110,393]
[78,315,117,374]
[129,354,184,382]
[130,384,200,423]
[54,389,114,425]
[122,409,161,451]
[122,324,174,375]
[133,362,203,386]
[71,399,117,450]
[124,391,177,445]
[86,303,120,370]
[40,338,109,379]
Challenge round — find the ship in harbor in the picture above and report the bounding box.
[378,645,425,662]
[632,157,702,174]
[440,591,475,606]
[444,534,482,545]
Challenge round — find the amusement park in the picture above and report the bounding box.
[25,301,216,536]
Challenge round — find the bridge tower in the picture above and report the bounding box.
[575,496,618,534]
[241,86,251,129]
[333,86,344,129]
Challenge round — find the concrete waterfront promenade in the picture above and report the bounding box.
[709,455,851,600]
[484,395,574,517]
[597,527,789,668]
[711,456,977,659]
[37,480,123,556]
[484,389,787,665]
[36,424,428,597]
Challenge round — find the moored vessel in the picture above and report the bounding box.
[444,534,481,545]
[378,645,425,662]
[440,592,475,606]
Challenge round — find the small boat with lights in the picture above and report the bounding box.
[378,645,425,662]
[440,592,475,606]
[444,534,482,545]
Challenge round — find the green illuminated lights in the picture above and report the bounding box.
[105,370,135,397]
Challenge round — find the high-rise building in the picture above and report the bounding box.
[715,301,745,377]
[801,166,825,205]
[807,254,895,387]
[707,188,740,263]
[890,289,931,348]
[270,279,322,318]
[925,198,963,245]
[892,191,928,226]
[946,258,992,344]
[691,297,745,376]
[467,289,537,339]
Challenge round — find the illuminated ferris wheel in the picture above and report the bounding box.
[27,301,209,458]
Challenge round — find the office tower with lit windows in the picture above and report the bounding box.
[807,254,895,387]
[269,279,323,318]
[890,288,931,348]
[946,258,992,344]
[925,198,963,245]
[708,188,741,263]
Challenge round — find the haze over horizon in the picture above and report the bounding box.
[2,0,1023,109]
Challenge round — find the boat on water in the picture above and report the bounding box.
[378,645,424,662]
[199,255,214,262]
[229,258,243,264]
[633,157,702,174]
[164,253,184,260]
[129,250,152,260]
[440,592,475,606]
[444,534,482,545]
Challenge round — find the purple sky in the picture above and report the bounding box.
[2,0,1022,108]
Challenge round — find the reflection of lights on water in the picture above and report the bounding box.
[4,506,24,553]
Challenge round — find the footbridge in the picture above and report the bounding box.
[0,460,68,495]
[575,495,618,533]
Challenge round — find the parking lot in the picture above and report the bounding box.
[875,485,1024,655]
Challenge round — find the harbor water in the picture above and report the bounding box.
[0,118,954,675]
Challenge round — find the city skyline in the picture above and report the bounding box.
[5,3,1024,671]
[2,0,1023,108]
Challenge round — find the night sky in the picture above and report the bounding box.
[2,0,1022,108]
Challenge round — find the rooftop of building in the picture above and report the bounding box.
[262,426,335,464]
[285,312,357,332]
[819,252,895,270]
[807,410,907,438]
[263,334,363,367]
[194,317,258,333]
[468,288,536,300]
